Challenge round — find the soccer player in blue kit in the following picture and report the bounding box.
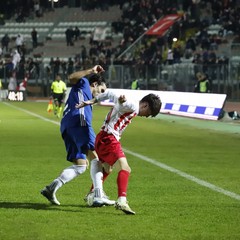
[41,65,115,207]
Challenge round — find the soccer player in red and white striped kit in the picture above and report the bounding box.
[76,90,162,214]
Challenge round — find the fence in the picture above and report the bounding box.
[1,60,240,101]
[106,62,240,100]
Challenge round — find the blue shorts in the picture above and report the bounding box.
[62,126,96,162]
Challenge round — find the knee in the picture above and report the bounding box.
[74,164,87,175]
[122,165,131,173]
[103,164,113,174]
[116,158,131,173]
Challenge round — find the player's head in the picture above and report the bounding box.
[92,81,106,97]
[55,75,61,81]
[88,73,106,97]
[196,72,205,81]
[88,73,103,85]
[138,94,161,117]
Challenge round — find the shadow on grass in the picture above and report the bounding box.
[0,202,127,215]
[0,201,89,212]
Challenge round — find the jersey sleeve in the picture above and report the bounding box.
[96,90,139,113]
[121,100,139,113]
[96,90,119,104]
[62,81,67,91]
[75,78,85,88]
[51,82,54,90]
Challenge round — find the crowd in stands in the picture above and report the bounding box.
[0,0,127,22]
[0,0,240,90]
[60,0,240,71]
[60,0,239,80]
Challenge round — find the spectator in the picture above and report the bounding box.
[65,27,74,46]
[167,49,174,65]
[31,28,38,48]
[67,57,74,75]
[54,57,61,77]
[11,50,21,70]
[49,57,55,75]
[34,0,42,17]
[194,72,211,93]
[1,34,10,53]
[81,45,87,62]
[185,36,196,56]
[73,26,80,41]
[17,74,28,91]
[15,34,24,55]
[131,79,140,90]
[8,71,17,91]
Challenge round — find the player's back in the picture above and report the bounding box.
[101,99,138,141]
[61,78,93,133]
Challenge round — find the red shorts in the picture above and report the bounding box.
[95,131,125,166]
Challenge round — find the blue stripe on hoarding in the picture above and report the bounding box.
[179,105,189,112]
[165,103,173,110]
[163,103,222,118]
[195,106,206,114]
[213,108,221,117]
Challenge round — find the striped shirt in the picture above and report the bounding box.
[96,91,139,141]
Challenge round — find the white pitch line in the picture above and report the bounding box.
[4,102,240,201]
[3,102,60,126]
[124,149,240,201]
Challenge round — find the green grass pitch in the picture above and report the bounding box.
[0,101,240,240]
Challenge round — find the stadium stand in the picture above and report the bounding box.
[0,1,239,100]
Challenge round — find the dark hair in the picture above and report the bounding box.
[88,73,105,85]
[140,94,162,117]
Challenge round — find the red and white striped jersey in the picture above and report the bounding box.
[96,90,139,141]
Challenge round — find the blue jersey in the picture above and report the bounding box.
[60,77,93,134]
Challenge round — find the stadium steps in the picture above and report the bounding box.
[2,5,122,58]
[29,6,123,58]
[32,38,90,58]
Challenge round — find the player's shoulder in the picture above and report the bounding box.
[78,77,90,88]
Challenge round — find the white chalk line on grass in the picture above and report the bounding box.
[5,102,240,201]
[3,102,60,126]
[123,149,240,201]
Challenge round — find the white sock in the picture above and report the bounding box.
[118,196,127,203]
[58,164,87,184]
[90,159,103,197]
[47,165,86,194]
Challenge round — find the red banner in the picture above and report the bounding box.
[145,14,181,36]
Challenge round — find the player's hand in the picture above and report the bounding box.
[118,95,126,104]
[75,100,94,109]
[92,65,105,74]
[75,101,87,109]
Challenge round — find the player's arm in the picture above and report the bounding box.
[62,82,67,99]
[76,98,98,108]
[75,90,110,108]
[75,91,126,109]
[68,65,104,84]
[50,83,54,99]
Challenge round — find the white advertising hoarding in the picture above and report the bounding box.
[65,87,227,121]
[99,89,227,121]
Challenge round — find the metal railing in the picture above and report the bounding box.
[1,60,240,100]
